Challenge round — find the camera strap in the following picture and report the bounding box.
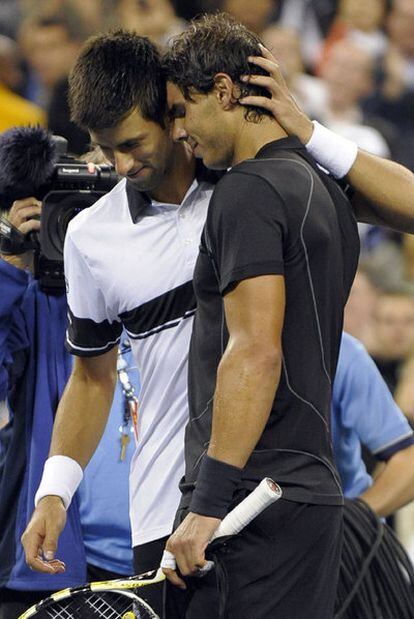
[0,216,38,255]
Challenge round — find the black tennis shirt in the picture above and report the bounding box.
[181,137,360,507]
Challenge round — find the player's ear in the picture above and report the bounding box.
[213,73,239,110]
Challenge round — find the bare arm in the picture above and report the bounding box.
[346,151,414,233]
[49,348,118,465]
[165,275,284,582]
[240,47,414,233]
[21,347,117,573]
[360,444,414,517]
[208,274,284,466]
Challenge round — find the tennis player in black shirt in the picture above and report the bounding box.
[163,13,360,618]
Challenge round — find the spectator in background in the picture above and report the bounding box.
[368,290,414,393]
[0,35,45,132]
[114,0,187,49]
[18,5,90,107]
[333,332,414,518]
[0,172,135,618]
[220,0,278,33]
[17,4,92,154]
[319,0,389,68]
[362,0,414,171]
[277,0,337,72]
[260,25,325,114]
[261,28,392,158]
[313,39,391,156]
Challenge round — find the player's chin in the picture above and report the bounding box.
[127,168,158,192]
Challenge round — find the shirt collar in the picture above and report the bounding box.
[125,180,151,223]
[254,136,305,159]
[126,176,208,223]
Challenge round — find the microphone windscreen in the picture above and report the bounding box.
[0,125,58,204]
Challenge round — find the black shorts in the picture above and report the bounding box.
[165,500,343,619]
[133,535,168,617]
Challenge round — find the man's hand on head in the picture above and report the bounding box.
[0,197,42,271]
[239,45,314,145]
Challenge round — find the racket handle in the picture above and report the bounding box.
[211,477,282,540]
[160,478,282,572]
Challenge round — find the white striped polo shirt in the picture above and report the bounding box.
[64,175,213,546]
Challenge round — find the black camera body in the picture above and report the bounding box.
[37,158,118,291]
[0,132,119,293]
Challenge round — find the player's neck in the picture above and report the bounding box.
[149,141,196,205]
[231,118,288,167]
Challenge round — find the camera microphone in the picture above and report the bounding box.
[0,125,58,210]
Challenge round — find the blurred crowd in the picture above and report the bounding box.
[2,0,414,545]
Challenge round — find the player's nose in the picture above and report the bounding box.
[171,118,189,143]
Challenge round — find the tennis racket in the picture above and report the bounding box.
[18,478,282,619]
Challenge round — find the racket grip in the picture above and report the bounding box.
[211,477,282,541]
[160,478,282,572]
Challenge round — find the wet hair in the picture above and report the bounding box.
[69,30,167,130]
[164,12,273,122]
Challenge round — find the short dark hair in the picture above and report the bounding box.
[164,12,272,121]
[69,30,167,131]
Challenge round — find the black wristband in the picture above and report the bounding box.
[190,455,243,519]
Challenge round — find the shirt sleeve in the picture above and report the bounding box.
[206,171,288,295]
[64,232,122,357]
[334,334,414,460]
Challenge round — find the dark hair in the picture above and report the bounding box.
[164,12,272,121]
[69,30,167,131]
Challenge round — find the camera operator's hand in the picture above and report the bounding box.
[21,496,67,574]
[0,197,42,271]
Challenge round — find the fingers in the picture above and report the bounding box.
[258,44,277,62]
[22,499,67,573]
[247,54,285,85]
[42,523,60,561]
[167,539,207,577]
[21,526,45,571]
[241,73,280,94]
[22,528,64,573]
[31,556,66,574]
[8,199,42,233]
[162,568,187,590]
[239,95,275,111]
[19,219,41,236]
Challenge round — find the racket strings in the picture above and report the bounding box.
[33,590,155,619]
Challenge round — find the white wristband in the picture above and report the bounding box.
[306,121,358,179]
[34,455,83,510]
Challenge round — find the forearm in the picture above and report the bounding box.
[360,445,414,517]
[208,344,282,467]
[49,362,116,468]
[301,122,414,232]
[347,151,414,233]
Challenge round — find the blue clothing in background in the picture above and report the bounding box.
[332,332,414,499]
[77,338,137,575]
[0,259,135,591]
